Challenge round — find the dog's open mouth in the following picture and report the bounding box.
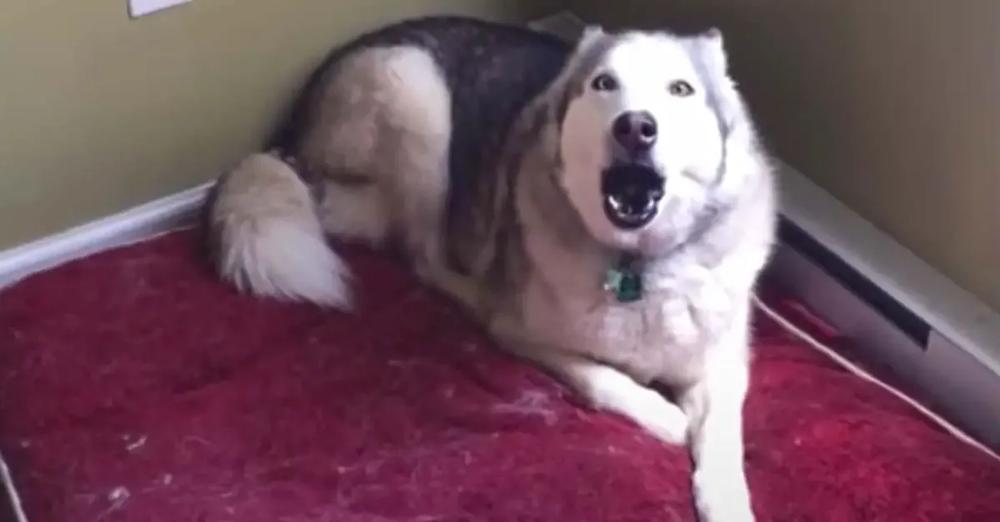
[601,164,664,230]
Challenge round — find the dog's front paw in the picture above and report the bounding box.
[693,468,754,522]
[604,383,688,445]
[584,367,688,445]
[634,391,689,445]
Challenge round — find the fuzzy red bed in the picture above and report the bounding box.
[1,229,998,522]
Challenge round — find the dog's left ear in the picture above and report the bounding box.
[692,27,768,194]
[703,27,723,42]
[697,27,730,76]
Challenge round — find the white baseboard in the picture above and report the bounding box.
[0,182,213,289]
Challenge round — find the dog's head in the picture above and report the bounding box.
[552,26,765,255]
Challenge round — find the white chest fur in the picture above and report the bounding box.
[517,238,739,388]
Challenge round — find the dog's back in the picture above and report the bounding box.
[208,17,570,308]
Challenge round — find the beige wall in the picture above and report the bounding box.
[575,0,1000,312]
[0,0,559,249]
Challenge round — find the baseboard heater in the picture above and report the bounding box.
[766,164,1000,450]
[775,216,931,348]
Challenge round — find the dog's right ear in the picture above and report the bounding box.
[577,25,606,49]
[536,23,610,142]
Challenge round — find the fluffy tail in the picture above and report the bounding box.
[207,153,351,308]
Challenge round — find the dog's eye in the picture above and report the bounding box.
[591,73,618,91]
[668,80,695,97]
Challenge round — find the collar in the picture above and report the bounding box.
[603,252,644,303]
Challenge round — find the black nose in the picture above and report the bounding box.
[612,111,657,153]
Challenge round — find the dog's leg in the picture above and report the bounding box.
[679,308,754,522]
[492,318,688,444]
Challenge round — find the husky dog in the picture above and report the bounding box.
[208,16,775,521]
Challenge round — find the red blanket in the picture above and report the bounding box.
[1,230,998,521]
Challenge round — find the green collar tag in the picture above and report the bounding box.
[603,255,643,303]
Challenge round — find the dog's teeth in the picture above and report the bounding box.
[607,195,623,211]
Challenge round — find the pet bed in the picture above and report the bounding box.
[0,230,998,521]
